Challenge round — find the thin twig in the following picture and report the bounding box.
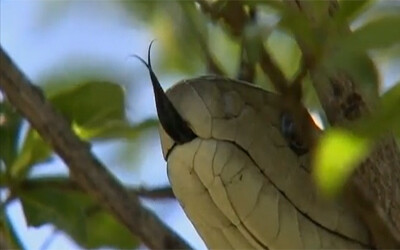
[0,45,192,250]
[259,44,289,93]
[288,57,308,101]
[196,0,289,92]
[237,40,256,82]
[237,6,256,83]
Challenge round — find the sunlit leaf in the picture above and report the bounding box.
[314,129,371,197]
[0,102,22,168]
[20,181,139,248]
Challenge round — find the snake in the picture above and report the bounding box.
[136,44,372,249]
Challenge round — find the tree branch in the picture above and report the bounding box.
[0,46,191,249]
[134,186,175,199]
[19,178,176,199]
[283,1,400,248]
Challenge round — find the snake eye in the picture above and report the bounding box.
[281,113,308,156]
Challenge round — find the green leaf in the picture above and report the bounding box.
[118,0,159,23]
[314,129,371,197]
[19,181,139,248]
[85,210,138,248]
[340,15,400,53]
[361,82,400,137]
[335,0,374,24]
[267,29,302,80]
[50,81,125,128]
[155,2,204,74]
[9,81,155,178]
[278,7,317,54]
[0,102,22,168]
[10,129,52,179]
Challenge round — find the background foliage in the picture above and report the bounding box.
[1,0,399,249]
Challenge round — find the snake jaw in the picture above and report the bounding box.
[135,41,196,144]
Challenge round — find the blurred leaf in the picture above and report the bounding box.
[277,4,318,53]
[357,82,400,137]
[340,15,400,53]
[10,130,52,180]
[376,82,400,136]
[20,181,139,248]
[50,81,125,128]
[75,118,158,141]
[208,25,240,77]
[335,0,374,24]
[267,29,301,80]
[0,212,25,250]
[152,2,204,75]
[119,0,160,23]
[85,209,138,248]
[313,84,399,197]
[314,129,371,197]
[0,102,22,168]
[179,1,226,75]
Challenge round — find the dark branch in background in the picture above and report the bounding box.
[288,57,309,101]
[179,2,225,76]
[237,7,256,82]
[0,46,191,250]
[283,1,400,248]
[0,232,9,250]
[258,46,289,92]
[134,186,175,199]
[237,40,256,82]
[196,0,290,92]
